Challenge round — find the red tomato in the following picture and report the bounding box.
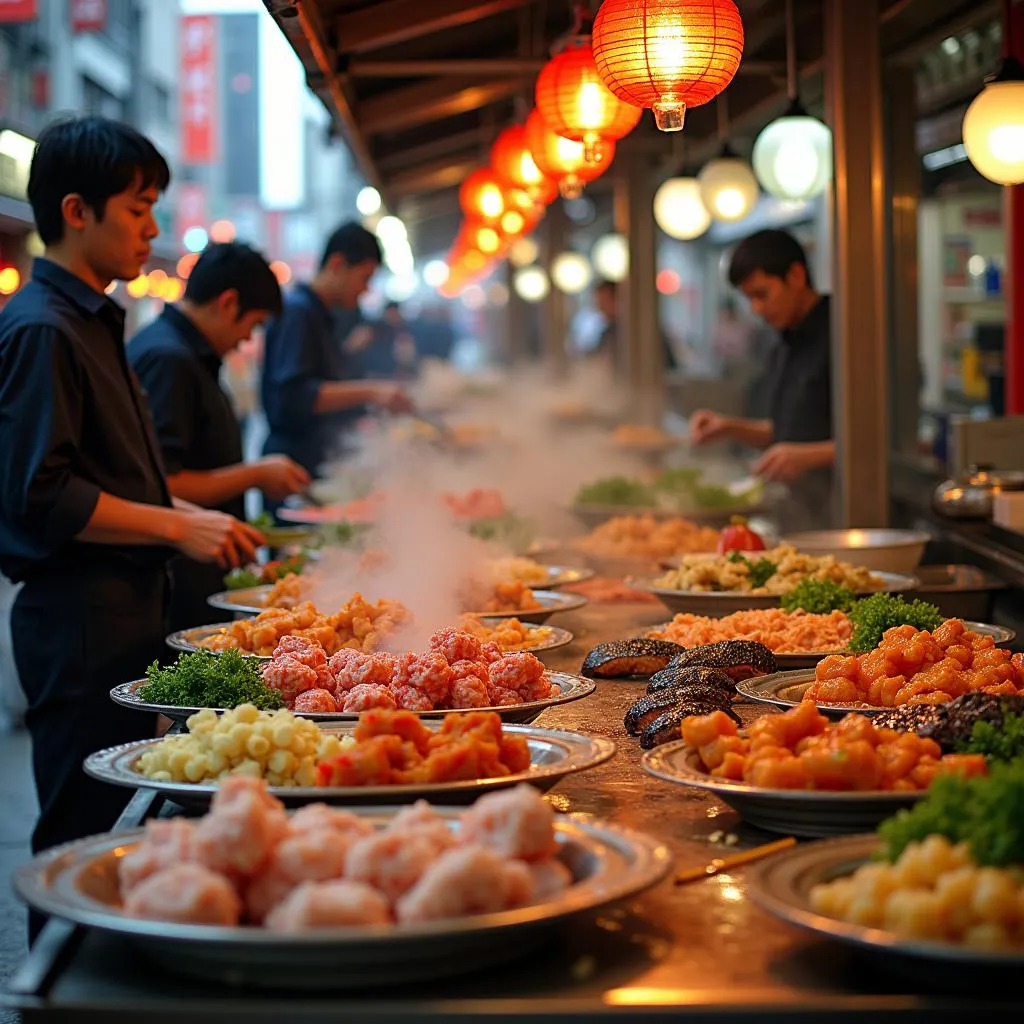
[717,517,765,554]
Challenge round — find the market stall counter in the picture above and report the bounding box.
[5,603,1024,1022]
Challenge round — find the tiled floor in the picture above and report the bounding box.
[0,725,32,1024]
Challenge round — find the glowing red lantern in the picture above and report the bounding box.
[535,41,643,159]
[592,0,744,132]
[459,168,506,223]
[491,125,559,205]
[524,109,614,199]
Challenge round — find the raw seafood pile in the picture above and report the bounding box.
[199,596,411,656]
[578,638,777,751]
[647,608,852,655]
[809,619,1024,708]
[317,710,530,786]
[119,778,572,929]
[262,629,553,714]
[681,701,986,790]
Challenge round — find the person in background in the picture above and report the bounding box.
[128,242,310,630]
[689,229,834,529]
[0,117,260,925]
[593,278,679,369]
[260,222,413,490]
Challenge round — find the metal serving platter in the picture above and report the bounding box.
[167,622,575,661]
[12,809,671,990]
[109,670,596,726]
[748,835,1024,967]
[632,571,920,618]
[84,722,617,808]
[641,742,923,838]
[473,590,589,624]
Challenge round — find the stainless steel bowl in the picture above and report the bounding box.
[781,529,930,574]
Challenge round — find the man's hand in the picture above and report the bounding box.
[689,409,734,446]
[376,384,414,414]
[753,442,829,483]
[255,455,311,501]
[173,510,264,569]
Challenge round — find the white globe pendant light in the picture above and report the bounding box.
[698,150,759,222]
[513,265,550,302]
[753,101,833,199]
[962,0,1024,188]
[751,0,833,200]
[591,233,629,281]
[653,176,711,240]
[550,251,593,294]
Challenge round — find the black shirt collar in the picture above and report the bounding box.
[31,257,124,324]
[782,294,830,348]
[161,304,221,372]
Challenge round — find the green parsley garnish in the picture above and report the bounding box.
[137,649,283,710]
[726,550,778,589]
[877,761,1024,867]
[956,711,1024,764]
[224,567,262,590]
[780,579,858,615]
[847,592,944,653]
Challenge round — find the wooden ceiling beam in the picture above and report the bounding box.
[376,128,485,173]
[360,77,528,134]
[388,155,481,196]
[350,56,785,77]
[335,0,538,55]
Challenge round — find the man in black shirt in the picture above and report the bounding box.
[261,222,413,484]
[129,243,310,629]
[689,230,834,529]
[0,117,261,900]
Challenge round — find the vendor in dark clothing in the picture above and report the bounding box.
[689,230,834,530]
[260,222,413,482]
[0,117,261,932]
[129,242,310,630]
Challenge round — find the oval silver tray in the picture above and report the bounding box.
[632,571,920,618]
[110,670,596,726]
[641,741,923,837]
[84,722,617,808]
[13,808,671,989]
[167,621,575,662]
[748,835,1024,967]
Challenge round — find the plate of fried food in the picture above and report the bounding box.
[13,780,670,989]
[571,514,722,577]
[737,619,1021,718]
[640,700,987,837]
[85,706,616,807]
[748,764,1024,967]
[115,629,596,725]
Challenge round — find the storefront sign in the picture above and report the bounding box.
[0,0,36,25]
[181,15,218,165]
[0,129,35,201]
[174,182,208,247]
[70,0,105,33]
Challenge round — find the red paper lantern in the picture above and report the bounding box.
[459,168,506,223]
[592,0,744,132]
[535,41,643,160]
[524,109,614,199]
[491,125,558,205]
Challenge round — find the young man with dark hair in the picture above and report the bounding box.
[129,242,310,629]
[261,221,413,482]
[0,117,262,897]
[689,229,834,527]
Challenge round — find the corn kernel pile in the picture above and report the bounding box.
[135,704,351,787]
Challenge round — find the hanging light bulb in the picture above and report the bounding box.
[514,265,551,302]
[535,40,643,160]
[591,233,629,281]
[751,0,832,199]
[524,109,614,199]
[653,176,711,239]
[592,0,744,132]
[698,98,759,222]
[551,252,593,294]
[962,0,1024,185]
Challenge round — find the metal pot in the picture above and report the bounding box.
[932,464,1024,520]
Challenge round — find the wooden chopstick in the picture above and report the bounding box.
[674,836,797,885]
